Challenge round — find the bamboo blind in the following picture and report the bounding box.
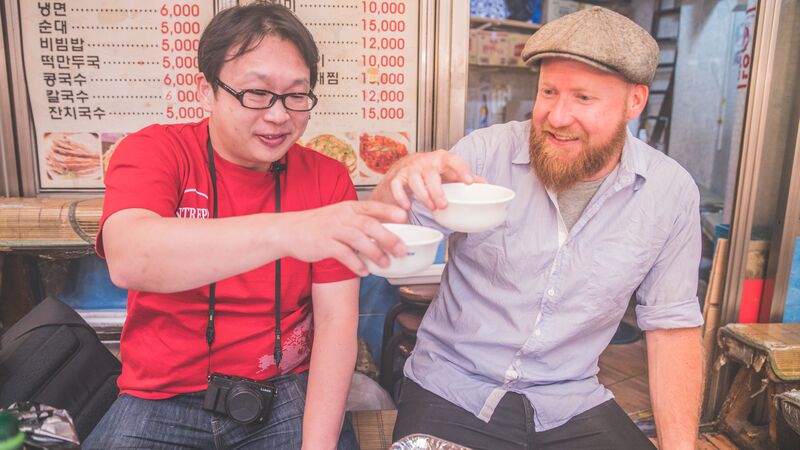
[0,198,102,253]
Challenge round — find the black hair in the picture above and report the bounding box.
[198,1,319,90]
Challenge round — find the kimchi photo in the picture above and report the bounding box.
[359,133,409,174]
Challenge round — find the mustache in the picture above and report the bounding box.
[537,124,586,141]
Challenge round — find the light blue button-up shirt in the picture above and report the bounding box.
[406,120,703,432]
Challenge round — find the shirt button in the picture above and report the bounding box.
[515,358,522,366]
[534,329,541,336]
[547,288,555,296]
[505,368,518,381]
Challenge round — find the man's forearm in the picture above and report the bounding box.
[103,209,290,293]
[302,320,357,450]
[368,177,397,206]
[646,327,703,450]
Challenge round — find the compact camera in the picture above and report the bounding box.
[202,373,277,424]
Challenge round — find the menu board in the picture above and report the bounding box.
[20,1,214,191]
[292,1,419,186]
[20,0,419,191]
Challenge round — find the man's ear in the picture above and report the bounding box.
[197,73,214,114]
[625,84,649,121]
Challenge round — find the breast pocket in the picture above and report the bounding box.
[451,227,510,286]
[460,229,503,268]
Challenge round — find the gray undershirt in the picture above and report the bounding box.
[557,177,606,231]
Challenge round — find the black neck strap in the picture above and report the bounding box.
[205,132,285,379]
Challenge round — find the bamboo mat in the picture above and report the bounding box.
[350,409,396,450]
[0,197,102,255]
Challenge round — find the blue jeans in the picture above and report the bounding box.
[83,372,359,449]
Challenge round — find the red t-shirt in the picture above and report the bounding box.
[97,118,357,399]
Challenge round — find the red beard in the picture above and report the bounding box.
[528,119,628,192]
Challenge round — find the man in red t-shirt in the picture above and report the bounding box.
[83,4,406,449]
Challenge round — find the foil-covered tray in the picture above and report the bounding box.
[6,402,79,449]
[391,433,472,450]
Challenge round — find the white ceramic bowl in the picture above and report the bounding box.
[431,183,516,233]
[363,223,444,278]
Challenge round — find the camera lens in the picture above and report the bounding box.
[226,384,263,424]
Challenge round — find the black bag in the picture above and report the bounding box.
[0,297,121,441]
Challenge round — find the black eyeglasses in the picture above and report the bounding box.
[215,79,318,112]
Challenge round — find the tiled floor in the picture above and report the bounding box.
[692,432,740,450]
[599,302,655,416]
[599,338,652,415]
[598,335,739,450]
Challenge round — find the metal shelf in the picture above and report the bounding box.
[469,63,538,73]
[469,16,541,32]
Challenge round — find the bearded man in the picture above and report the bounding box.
[370,7,703,450]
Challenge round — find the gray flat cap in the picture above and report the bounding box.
[522,6,659,85]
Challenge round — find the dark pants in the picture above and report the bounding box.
[83,372,359,450]
[393,379,656,450]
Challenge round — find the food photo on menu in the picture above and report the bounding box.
[305,133,358,176]
[42,132,102,181]
[359,132,409,175]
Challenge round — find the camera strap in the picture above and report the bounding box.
[205,132,284,380]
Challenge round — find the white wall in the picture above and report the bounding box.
[669,0,741,196]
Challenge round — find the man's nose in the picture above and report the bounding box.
[261,100,291,123]
[546,98,574,129]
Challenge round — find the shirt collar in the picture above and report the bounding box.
[511,122,531,165]
[620,127,648,191]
